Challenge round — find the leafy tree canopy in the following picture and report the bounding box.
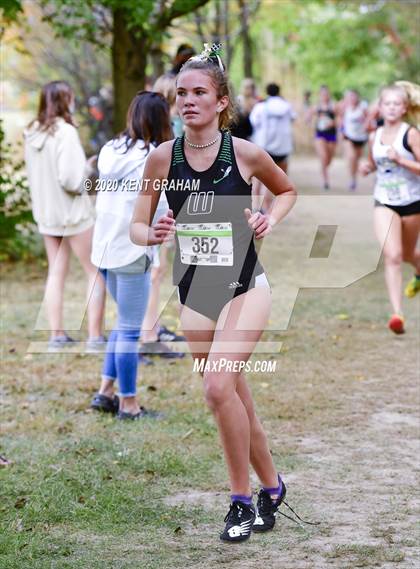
[40,0,210,44]
[253,0,419,99]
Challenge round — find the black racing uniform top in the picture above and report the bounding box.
[165,130,264,287]
[316,105,336,136]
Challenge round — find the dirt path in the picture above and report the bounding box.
[289,152,373,194]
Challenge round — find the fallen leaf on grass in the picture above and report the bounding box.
[336,313,349,320]
[15,497,28,509]
[181,428,194,440]
[75,447,96,457]
[57,423,73,434]
[174,526,183,534]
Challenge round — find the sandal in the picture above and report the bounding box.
[90,393,119,414]
[116,406,162,420]
[139,341,184,359]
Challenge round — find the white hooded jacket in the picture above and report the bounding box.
[250,96,296,157]
[24,118,94,235]
[91,137,168,269]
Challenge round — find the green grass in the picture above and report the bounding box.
[325,544,405,567]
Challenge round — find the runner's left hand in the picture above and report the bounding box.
[244,208,272,239]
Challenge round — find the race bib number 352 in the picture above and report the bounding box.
[176,222,233,266]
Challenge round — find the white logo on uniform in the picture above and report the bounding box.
[187,191,214,215]
[213,165,232,184]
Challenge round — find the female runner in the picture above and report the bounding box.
[340,89,369,191]
[130,45,297,542]
[361,84,420,333]
[307,85,338,190]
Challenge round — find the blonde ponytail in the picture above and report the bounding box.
[395,81,420,128]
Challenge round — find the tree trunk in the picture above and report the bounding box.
[212,0,221,44]
[112,9,149,133]
[150,42,166,81]
[238,0,253,78]
[223,0,233,68]
[194,9,207,45]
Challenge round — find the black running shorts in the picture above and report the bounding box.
[178,273,270,321]
[374,200,420,217]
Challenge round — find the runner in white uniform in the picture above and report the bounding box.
[341,90,368,191]
[361,84,420,334]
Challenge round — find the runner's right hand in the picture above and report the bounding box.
[149,209,176,244]
[359,161,373,176]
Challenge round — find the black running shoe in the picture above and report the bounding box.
[220,501,256,543]
[252,480,287,533]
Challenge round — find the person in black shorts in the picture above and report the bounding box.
[307,85,338,190]
[130,44,297,542]
[360,84,420,334]
[339,89,369,191]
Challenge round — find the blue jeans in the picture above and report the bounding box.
[100,268,151,397]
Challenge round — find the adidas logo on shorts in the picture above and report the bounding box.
[228,281,243,289]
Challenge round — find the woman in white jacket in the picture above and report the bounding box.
[90,91,172,419]
[24,81,105,351]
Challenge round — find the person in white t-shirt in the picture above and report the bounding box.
[90,91,173,420]
[250,83,296,174]
[250,83,296,211]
